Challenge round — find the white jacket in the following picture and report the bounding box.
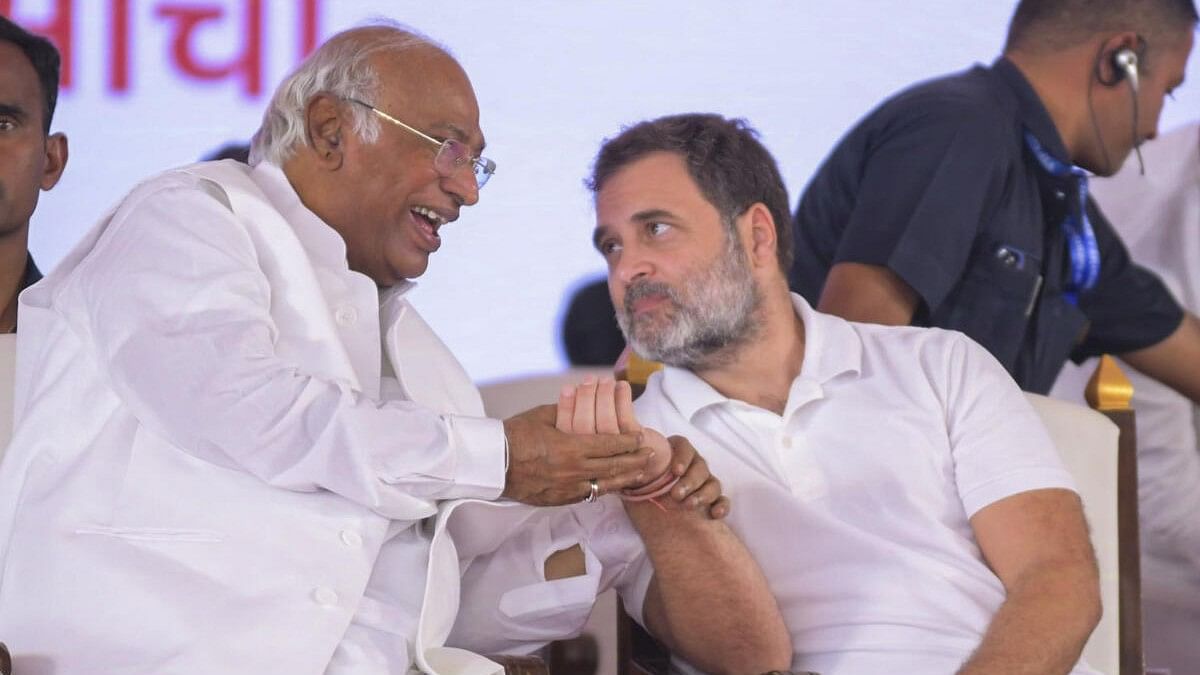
[0,160,507,674]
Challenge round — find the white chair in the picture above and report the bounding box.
[1025,392,1122,674]
[0,334,16,465]
[477,367,614,420]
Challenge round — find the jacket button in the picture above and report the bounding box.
[335,305,359,326]
[340,530,363,548]
[312,586,339,607]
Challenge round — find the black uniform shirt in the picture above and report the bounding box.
[791,57,1182,393]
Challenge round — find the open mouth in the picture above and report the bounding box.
[411,206,447,250]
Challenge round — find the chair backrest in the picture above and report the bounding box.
[477,367,614,420]
[0,334,16,466]
[1024,392,1121,674]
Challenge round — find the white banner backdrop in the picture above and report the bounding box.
[10,0,1200,382]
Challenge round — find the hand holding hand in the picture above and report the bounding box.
[556,377,729,518]
[501,403,652,506]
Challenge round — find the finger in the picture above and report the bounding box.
[556,385,576,432]
[668,435,698,477]
[595,462,655,493]
[684,476,722,510]
[578,431,643,459]
[576,478,598,503]
[594,378,621,434]
[614,381,642,434]
[573,377,598,434]
[579,446,653,481]
[672,453,710,502]
[707,496,731,520]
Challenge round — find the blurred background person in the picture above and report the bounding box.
[1053,120,1200,674]
[560,276,624,367]
[790,0,1198,397]
[0,16,66,333]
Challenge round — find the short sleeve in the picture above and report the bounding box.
[938,333,1077,517]
[1073,199,1184,359]
[833,106,1009,313]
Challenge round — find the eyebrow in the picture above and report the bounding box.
[0,102,29,120]
[630,208,678,222]
[591,225,611,252]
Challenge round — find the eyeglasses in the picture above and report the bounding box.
[346,98,496,189]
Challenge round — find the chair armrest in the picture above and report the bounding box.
[486,654,549,675]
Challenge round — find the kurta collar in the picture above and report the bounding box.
[251,161,356,272]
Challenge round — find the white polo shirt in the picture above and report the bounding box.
[635,294,1095,673]
[452,295,1094,674]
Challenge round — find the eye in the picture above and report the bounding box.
[598,238,623,258]
[647,222,672,237]
[0,118,15,131]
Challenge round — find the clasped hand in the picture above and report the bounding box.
[556,377,729,518]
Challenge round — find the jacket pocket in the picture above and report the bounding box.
[74,525,224,543]
[932,243,1043,371]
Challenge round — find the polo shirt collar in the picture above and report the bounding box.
[659,293,862,420]
[991,57,1071,164]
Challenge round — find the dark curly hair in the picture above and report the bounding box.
[587,113,793,273]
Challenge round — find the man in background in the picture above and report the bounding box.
[791,0,1198,397]
[0,16,66,333]
[1052,120,1200,673]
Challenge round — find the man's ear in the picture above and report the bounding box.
[305,94,346,170]
[41,132,67,191]
[1095,31,1142,86]
[739,202,778,269]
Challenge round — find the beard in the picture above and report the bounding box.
[616,233,762,371]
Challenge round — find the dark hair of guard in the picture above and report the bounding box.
[587,113,794,273]
[1006,0,1199,56]
[0,15,62,132]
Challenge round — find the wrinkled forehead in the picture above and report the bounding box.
[373,48,485,152]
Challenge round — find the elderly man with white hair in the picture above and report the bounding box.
[0,21,792,675]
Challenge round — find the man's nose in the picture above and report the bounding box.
[443,167,479,207]
[614,247,653,286]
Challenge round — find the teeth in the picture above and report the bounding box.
[412,206,446,227]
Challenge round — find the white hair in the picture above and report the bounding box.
[249,20,447,167]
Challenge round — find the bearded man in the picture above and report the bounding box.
[450,114,1103,675]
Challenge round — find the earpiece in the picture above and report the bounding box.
[1112,48,1140,93]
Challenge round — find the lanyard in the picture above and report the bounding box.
[1023,131,1101,304]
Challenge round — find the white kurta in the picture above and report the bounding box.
[0,160,506,675]
[1051,122,1200,671]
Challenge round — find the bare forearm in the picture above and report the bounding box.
[626,501,791,674]
[1122,313,1200,404]
[957,562,1100,675]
